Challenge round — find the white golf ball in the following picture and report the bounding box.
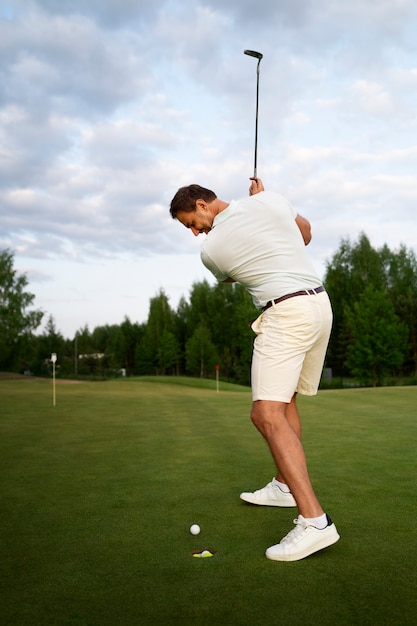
[190,524,200,535]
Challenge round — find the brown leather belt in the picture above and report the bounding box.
[262,285,325,312]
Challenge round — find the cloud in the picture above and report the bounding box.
[1,0,416,336]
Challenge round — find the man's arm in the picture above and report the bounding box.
[295,214,312,245]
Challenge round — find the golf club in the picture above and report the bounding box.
[244,49,263,180]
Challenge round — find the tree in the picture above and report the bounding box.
[187,280,213,336]
[324,234,417,380]
[345,287,407,386]
[227,283,258,385]
[142,289,176,374]
[158,329,181,374]
[185,280,256,383]
[117,317,142,373]
[383,245,417,376]
[74,325,97,376]
[0,249,43,371]
[30,315,67,376]
[185,324,218,378]
[172,296,190,373]
[324,234,386,375]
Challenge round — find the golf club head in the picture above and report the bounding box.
[244,49,263,60]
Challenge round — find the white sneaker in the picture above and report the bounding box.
[240,479,297,507]
[265,514,340,561]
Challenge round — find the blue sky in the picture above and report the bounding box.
[1,0,417,338]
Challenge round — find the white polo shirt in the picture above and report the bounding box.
[201,191,322,310]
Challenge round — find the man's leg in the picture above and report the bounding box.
[275,393,300,486]
[250,397,340,561]
[250,398,322,518]
[284,393,301,438]
[239,393,302,507]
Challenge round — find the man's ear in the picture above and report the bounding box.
[195,199,207,211]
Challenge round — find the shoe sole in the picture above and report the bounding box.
[265,527,340,561]
[240,493,297,508]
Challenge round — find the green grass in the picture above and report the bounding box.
[1,377,416,625]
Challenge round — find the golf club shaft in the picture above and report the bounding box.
[254,63,260,180]
[244,50,263,180]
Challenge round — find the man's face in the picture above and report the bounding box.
[176,203,213,237]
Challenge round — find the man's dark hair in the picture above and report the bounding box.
[169,184,217,219]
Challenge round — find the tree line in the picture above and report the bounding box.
[1,235,417,387]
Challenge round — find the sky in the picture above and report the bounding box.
[1,0,417,339]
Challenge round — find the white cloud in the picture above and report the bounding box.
[1,0,417,337]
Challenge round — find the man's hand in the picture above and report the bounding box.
[249,177,265,196]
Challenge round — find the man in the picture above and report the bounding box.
[169,178,339,561]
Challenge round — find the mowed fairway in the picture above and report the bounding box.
[1,377,416,625]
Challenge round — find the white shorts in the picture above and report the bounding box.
[251,291,333,403]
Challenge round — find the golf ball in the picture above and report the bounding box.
[190,524,200,535]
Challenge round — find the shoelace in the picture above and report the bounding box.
[254,481,275,495]
[280,517,309,545]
